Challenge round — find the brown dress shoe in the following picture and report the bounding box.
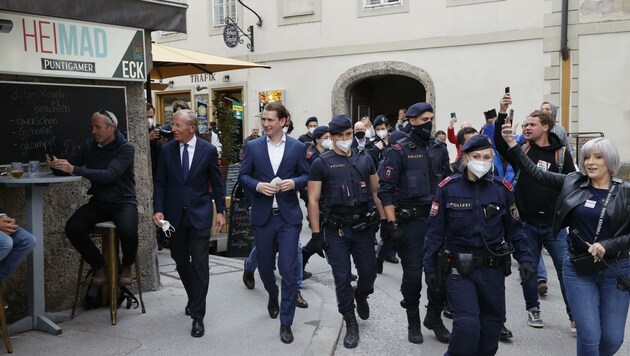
[296,291,309,308]
[119,265,132,285]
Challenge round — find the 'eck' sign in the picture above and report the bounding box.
[223,23,239,48]
[0,11,146,82]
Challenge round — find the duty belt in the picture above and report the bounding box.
[271,208,281,216]
[396,205,430,222]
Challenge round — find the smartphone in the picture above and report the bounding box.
[46,146,55,161]
[450,112,456,118]
[505,86,510,94]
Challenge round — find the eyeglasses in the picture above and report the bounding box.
[99,109,114,124]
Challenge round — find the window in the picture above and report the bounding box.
[364,0,402,8]
[213,0,237,27]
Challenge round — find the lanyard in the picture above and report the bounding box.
[593,183,615,243]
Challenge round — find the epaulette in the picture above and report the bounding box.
[502,178,513,192]
[438,174,461,187]
[393,143,404,151]
[438,176,452,187]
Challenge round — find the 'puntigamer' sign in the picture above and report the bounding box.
[0,11,146,81]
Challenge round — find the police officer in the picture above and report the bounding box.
[378,102,451,344]
[423,134,535,356]
[365,114,390,165]
[298,116,318,145]
[307,115,385,349]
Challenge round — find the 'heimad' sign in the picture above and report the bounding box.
[0,11,146,81]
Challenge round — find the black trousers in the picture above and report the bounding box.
[65,201,138,270]
[169,212,211,320]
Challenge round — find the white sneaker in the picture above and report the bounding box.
[570,321,577,336]
[527,307,544,328]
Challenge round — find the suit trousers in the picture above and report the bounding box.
[253,214,301,326]
[169,211,211,320]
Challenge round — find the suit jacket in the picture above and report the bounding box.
[154,138,226,230]
[239,135,309,226]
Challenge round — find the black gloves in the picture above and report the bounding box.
[379,219,389,240]
[309,232,325,258]
[388,222,406,246]
[518,261,536,285]
[425,273,439,291]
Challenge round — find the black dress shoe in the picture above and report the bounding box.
[351,273,358,281]
[267,297,280,319]
[243,261,255,289]
[500,325,513,340]
[185,305,191,316]
[303,270,313,280]
[191,319,204,338]
[385,255,399,264]
[280,325,294,344]
[296,291,309,308]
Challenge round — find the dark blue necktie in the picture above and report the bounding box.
[182,143,189,180]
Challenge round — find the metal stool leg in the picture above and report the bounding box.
[102,228,119,325]
[71,256,85,319]
[134,253,146,313]
[0,283,13,353]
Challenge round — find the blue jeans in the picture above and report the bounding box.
[521,223,572,319]
[563,255,630,356]
[0,227,37,280]
[245,241,304,289]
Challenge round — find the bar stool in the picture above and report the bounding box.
[71,221,146,325]
[0,283,12,353]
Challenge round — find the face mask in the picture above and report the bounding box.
[148,118,155,127]
[159,219,176,238]
[308,127,315,135]
[377,129,388,139]
[467,160,492,178]
[410,121,432,141]
[282,127,288,134]
[364,130,372,139]
[321,138,333,150]
[335,139,352,153]
[355,131,366,140]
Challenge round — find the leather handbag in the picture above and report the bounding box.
[571,253,607,275]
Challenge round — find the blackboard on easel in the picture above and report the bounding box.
[0,81,127,165]
[227,181,255,257]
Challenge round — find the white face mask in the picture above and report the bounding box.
[335,139,353,153]
[321,138,333,150]
[467,160,492,178]
[148,118,155,127]
[365,130,373,139]
[308,127,315,135]
[159,219,176,238]
[376,129,388,139]
[282,127,288,134]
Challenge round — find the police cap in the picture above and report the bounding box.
[388,131,407,145]
[460,134,493,153]
[373,114,387,128]
[305,116,318,126]
[312,125,329,139]
[406,102,433,118]
[328,115,352,134]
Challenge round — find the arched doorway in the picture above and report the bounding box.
[331,61,436,127]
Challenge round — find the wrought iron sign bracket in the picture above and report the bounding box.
[223,17,254,52]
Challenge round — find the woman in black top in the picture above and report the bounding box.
[501,127,630,355]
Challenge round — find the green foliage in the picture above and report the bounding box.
[213,97,239,164]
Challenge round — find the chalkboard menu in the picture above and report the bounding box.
[227,181,255,257]
[0,82,127,164]
[225,163,241,196]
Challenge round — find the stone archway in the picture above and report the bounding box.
[331,61,436,116]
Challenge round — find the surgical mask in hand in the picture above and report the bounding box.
[160,219,176,237]
[335,139,353,153]
[321,138,333,150]
[376,129,388,139]
[467,160,492,178]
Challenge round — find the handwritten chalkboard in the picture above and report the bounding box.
[0,82,127,164]
[227,181,255,257]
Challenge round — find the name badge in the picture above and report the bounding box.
[536,160,550,171]
[584,200,596,209]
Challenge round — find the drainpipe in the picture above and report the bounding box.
[560,0,570,130]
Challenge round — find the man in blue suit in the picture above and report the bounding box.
[153,110,226,338]
[239,102,309,344]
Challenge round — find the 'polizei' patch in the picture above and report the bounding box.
[430,201,439,216]
[384,165,394,179]
[510,204,520,220]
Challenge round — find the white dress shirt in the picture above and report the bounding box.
[265,133,286,208]
[180,135,197,170]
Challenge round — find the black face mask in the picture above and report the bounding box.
[411,121,432,142]
[355,131,366,140]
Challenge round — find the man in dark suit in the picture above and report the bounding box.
[153,109,226,338]
[239,102,309,344]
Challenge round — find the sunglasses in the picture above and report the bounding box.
[99,109,115,125]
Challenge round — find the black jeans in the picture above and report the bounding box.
[65,201,138,269]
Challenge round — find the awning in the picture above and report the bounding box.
[151,42,270,80]
[0,0,187,33]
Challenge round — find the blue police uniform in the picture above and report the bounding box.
[310,150,378,315]
[423,135,533,356]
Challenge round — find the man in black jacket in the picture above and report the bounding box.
[494,94,575,332]
[48,109,137,286]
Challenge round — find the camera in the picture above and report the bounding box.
[158,129,174,140]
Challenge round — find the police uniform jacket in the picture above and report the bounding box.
[309,150,376,216]
[423,172,533,274]
[378,135,451,208]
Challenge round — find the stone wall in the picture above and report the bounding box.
[1,54,158,319]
